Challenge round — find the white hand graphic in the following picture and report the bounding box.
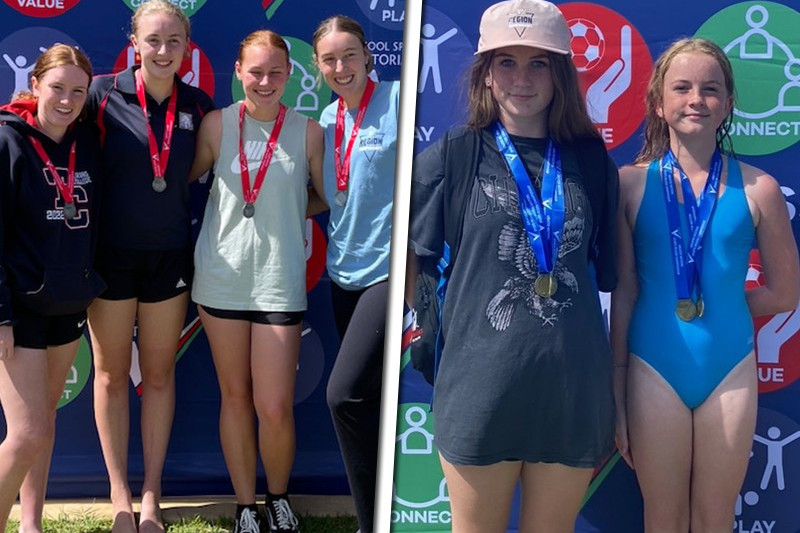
[586,25,632,124]
[757,304,800,364]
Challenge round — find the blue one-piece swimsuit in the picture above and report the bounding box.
[628,157,755,409]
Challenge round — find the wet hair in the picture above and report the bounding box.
[312,15,374,73]
[465,49,600,143]
[635,37,735,164]
[12,43,92,102]
[236,30,290,66]
[130,0,191,41]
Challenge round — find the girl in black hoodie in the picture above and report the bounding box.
[0,44,103,532]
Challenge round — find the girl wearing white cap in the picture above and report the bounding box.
[408,0,617,531]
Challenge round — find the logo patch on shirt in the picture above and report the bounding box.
[359,127,384,162]
[178,112,194,131]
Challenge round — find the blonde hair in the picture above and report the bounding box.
[131,0,191,40]
[465,50,600,143]
[237,30,290,66]
[12,44,92,102]
[635,38,735,164]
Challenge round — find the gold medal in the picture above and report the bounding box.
[675,299,697,321]
[534,273,557,298]
[696,297,704,318]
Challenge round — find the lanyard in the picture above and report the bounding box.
[134,69,177,191]
[334,79,376,198]
[28,135,77,218]
[494,122,564,276]
[660,149,722,302]
[238,102,286,218]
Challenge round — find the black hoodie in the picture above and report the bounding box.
[0,100,104,323]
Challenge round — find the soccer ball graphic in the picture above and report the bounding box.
[568,18,605,71]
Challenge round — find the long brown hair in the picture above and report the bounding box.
[465,49,600,143]
[635,38,735,164]
[12,44,92,102]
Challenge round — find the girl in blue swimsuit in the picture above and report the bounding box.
[612,38,799,532]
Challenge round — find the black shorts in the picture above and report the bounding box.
[13,306,87,349]
[199,305,304,326]
[95,246,192,303]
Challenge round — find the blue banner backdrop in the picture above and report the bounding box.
[0,0,405,498]
[394,1,800,532]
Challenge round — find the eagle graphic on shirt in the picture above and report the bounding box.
[482,178,587,330]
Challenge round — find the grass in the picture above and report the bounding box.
[5,513,358,533]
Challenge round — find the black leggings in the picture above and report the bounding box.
[327,280,387,533]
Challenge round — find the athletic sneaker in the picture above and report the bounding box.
[265,496,300,532]
[233,507,263,533]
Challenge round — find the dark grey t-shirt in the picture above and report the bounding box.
[411,129,614,466]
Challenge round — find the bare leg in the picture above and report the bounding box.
[199,307,257,504]
[17,340,81,533]
[136,294,187,533]
[250,323,301,494]
[518,462,593,533]
[438,455,520,533]
[0,347,50,531]
[88,298,138,533]
[626,354,693,533]
[691,353,757,533]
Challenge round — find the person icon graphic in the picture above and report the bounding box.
[284,39,319,113]
[396,406,434,455]
[369,0,396,11]
[735,5,774,60]
[753,426,800,491]
[418,23,458,94]
[776,58,800,109]
[723,4,800,119]
[3,52,38,94]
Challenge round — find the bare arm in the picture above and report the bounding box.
[743,164,800,316]
[189,109,222,183]
[609,164,644,468]
[305,119,328,217]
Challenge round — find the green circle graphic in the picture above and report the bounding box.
[122,0,207,17]
[58,335,91,409]
[696,2,800,155]
[392,403,451,531]
[230,37,333,121]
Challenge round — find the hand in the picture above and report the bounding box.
[0,325,14,361]
[615,410,634,469]
[586,25,632,123]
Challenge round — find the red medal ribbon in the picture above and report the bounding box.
[334,78,376,194]
[28,135,76,207]
[135,68,177,183]
[238,102,287,206]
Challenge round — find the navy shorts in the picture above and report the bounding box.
[12,305,87,349]
[95,246,192,303]
[199,305,304,326]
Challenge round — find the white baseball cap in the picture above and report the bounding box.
[476,0,571,55]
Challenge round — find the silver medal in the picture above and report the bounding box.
[334,190,348,207]
[243,203,255,218]
[152,177,167,192]
[63,202,77,220]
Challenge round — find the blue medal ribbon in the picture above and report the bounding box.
[493,122,564,276]
[660,149,722,302]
